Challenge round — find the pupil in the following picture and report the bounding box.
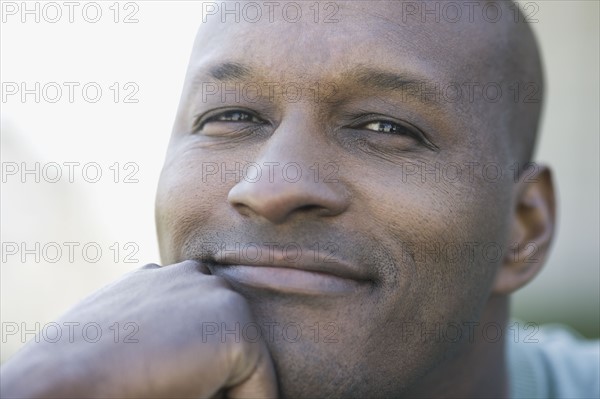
[381,122,395,133]
[225,112,247,121]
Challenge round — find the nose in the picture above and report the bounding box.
[228,166,349,224]
[227,116,350,225]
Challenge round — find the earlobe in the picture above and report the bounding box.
[492,165,556,295]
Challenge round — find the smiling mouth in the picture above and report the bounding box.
[204,247,373,295]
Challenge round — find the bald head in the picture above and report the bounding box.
[445,0,545,166]
[503,2,545,165]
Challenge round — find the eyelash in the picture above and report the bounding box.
[349,113,438,150]
[193,110,437,150]
[192,109,265,132]
[350,115,417,136]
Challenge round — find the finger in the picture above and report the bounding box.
[191,260,212,275]
[167,259,212,275]
[140,263,161,270]
[226,344,278,399]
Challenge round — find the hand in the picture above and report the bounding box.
[0,260,278,398]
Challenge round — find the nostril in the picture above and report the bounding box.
[227,172,349,223]
[296,204,328,214]
[297,204,320,212]
[230,202,252,217]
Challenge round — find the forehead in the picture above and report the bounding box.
[179,0,520,162]
[192,1,503,85]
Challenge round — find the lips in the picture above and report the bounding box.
[205,246,373,295]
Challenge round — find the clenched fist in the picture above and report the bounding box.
[0,261,278,398]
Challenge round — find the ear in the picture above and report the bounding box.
[492,164,556,295]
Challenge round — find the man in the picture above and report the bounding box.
[1,1,598,398]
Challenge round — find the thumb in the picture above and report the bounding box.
[226,343,278,399]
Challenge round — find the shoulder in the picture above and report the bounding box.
[507,321,600,399]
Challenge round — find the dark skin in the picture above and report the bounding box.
[1,1,554,398]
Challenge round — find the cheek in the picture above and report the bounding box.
[344,174,512,379]
[361,171,512,313]
[155,153,232,263]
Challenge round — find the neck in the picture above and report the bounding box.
[404,294,511,398]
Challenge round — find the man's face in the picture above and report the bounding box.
[156,2,518,396]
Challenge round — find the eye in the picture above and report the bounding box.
[361,120,407,135]
[193,109,264,133]
[349,115,438,151]
[209,110,262,123]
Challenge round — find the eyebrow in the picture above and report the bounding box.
[348,66,424,91]
[199,62,443,108]
[208,63,428,87]
[345,66,445,107]
[208,62,251,81]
